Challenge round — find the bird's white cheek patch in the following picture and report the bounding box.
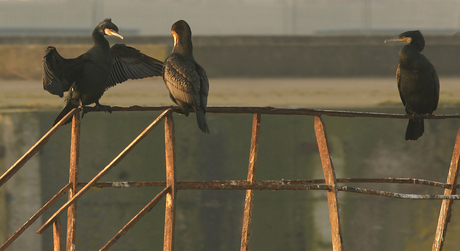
[172,31,179,47]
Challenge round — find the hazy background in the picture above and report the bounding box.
[0,0,460,36]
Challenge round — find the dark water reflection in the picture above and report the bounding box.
[2,107,460,250]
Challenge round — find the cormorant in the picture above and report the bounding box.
[385,30,439,140]
[43,18,163,125]
[163,20,210,133]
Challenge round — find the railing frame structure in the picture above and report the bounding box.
[1,106,460,251]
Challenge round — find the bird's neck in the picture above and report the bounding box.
[403,43,423,54]
[402,44,423,58]
[92,29,110,48]
[173,38,193,55]
[399,45,422,69]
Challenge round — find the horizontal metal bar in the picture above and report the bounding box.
[80,177,458,189]
[83,105,460,120]
[178,183,330,191]
[80,181,330,190]
[79,180,460,200]
[336,177,455,189]
[338,186,460,200]
[181,183,460,200]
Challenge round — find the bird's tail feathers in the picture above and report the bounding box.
[53,103,78,126]
[405,119,424,141]
[195,109,209,134]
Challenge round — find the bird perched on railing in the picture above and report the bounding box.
[43,18,164,126]
[162,20,210,133]
[385,30,439,140]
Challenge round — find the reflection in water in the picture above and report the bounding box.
[1,107,460,250]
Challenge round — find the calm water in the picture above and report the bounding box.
[1,106,460,251]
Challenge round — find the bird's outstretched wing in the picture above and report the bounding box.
[107,44,164,89]
[42,46,85,97]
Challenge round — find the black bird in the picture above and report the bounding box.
[43,18,163,125]
[385,30,440,140]
[163,20,210,133]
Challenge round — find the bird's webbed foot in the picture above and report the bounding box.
[95,102,113,114]
[175,101,190,117]
[173,107,186,116]
[80,101,112,118]
[79,100,88,119]
[81,106,87,119]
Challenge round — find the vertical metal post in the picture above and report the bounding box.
[67,111,80,251]
[241,113,261,251]
[314,116,344,251]
[53,218,62,251]
[432,125,460,251]
[164,113,176,251]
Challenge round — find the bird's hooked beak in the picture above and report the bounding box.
[104,28,124,39]
[384,37,411,44]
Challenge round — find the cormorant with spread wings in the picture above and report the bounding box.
[43,18,163,125]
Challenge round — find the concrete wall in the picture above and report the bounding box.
[0,113,41,251]
[0,35,459,79]
[189,35,460,78]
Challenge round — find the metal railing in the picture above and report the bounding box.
[1,106,460,251]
